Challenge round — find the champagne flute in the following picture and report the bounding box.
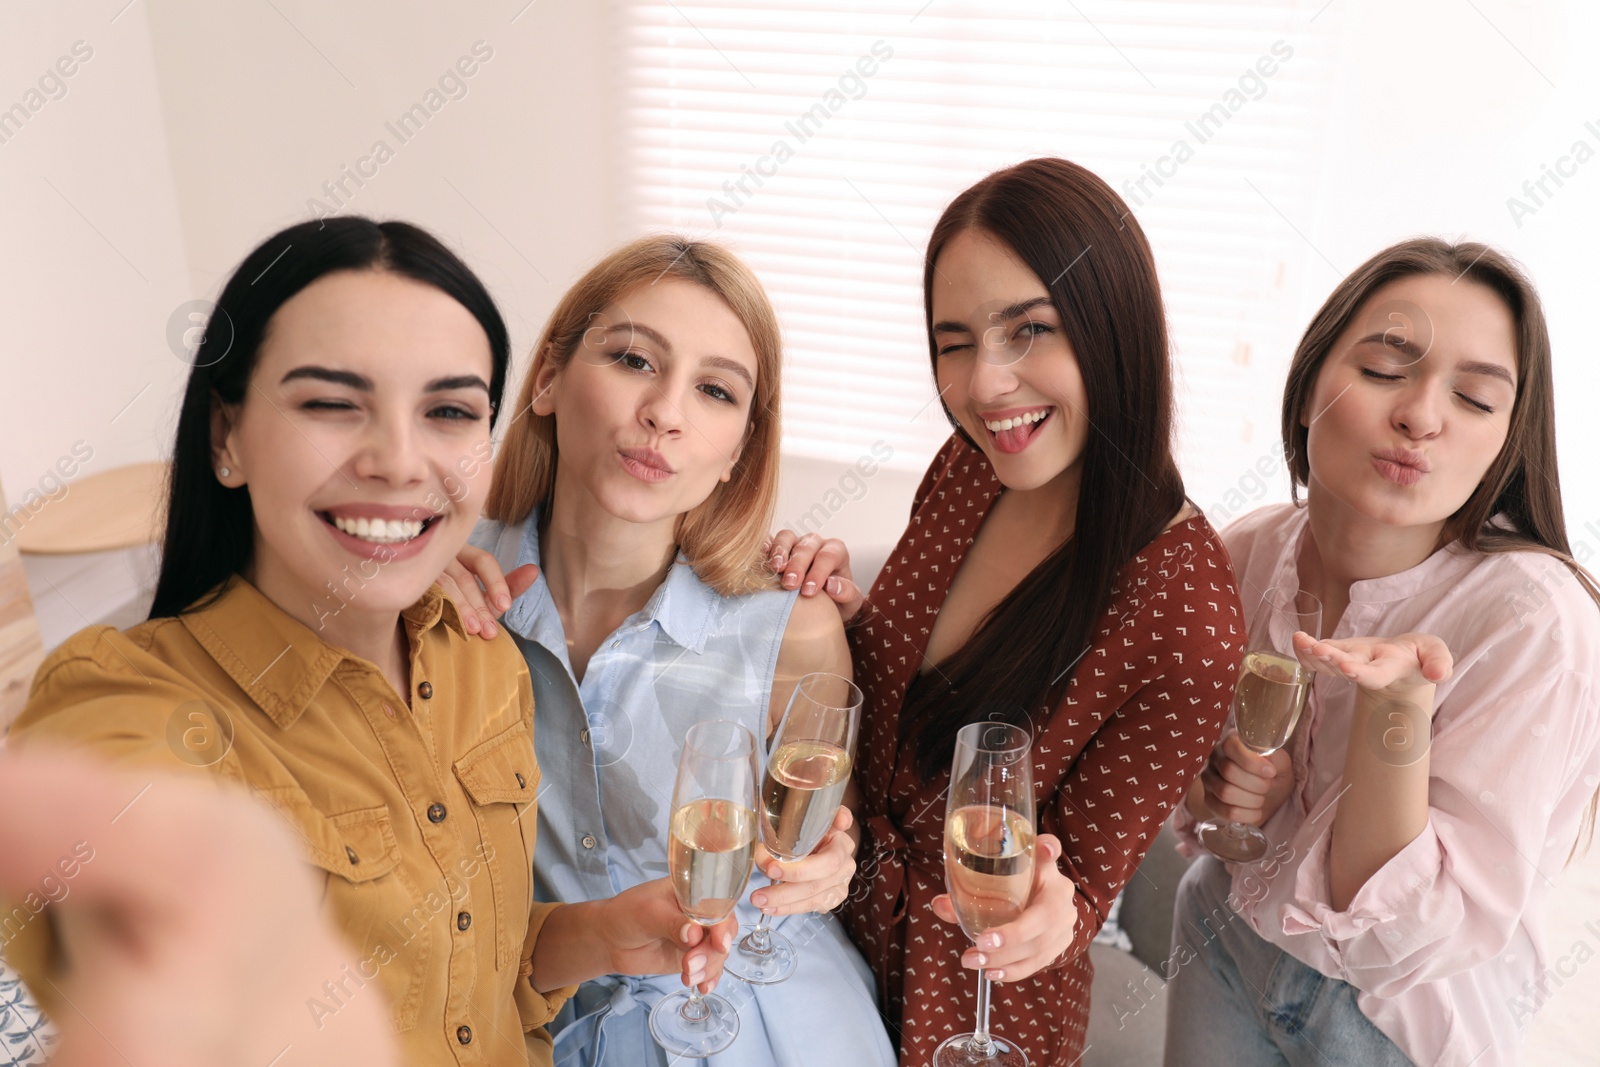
[935,721,1035,1067]
[727,671,863,985]
[1197,585,1323,864]
[649,719,759,1057]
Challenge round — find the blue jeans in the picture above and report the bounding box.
[1163,856,1414,1066]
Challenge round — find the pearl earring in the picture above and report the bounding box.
[219,466,231,478]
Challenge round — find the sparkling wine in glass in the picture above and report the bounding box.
[1196,585,1322,864]
[935,721,1035,1067]
[649,719,759,1057]
[727,672,862,985]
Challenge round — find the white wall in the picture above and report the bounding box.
[0,2,192,518]
[1192,0,1600,541]
[1,0,618,638]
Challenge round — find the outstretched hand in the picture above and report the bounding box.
[0,749,399,1067]
[1291,631,1452,699]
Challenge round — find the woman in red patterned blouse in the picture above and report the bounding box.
[769,158,1244,1065]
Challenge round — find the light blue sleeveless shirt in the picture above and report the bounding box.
[473,514,894,1067]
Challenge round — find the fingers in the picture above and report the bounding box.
[775,532,825,591]
[957,838,1076,983]
[766,529,799,573]
[441,560,496,639]
[749,831,855,914]
[799,541,852,599]
[1197,737,1278,824]
[766,529,800,578]
[689,916,737,993]
[1416,633,1454,682]
[1219,733,1277,781]
[506,562,540,603]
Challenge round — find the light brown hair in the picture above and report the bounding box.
[1279,237,1599,858]
[486,234,782,596]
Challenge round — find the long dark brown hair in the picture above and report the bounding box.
[1279,237,1599,858]
[149,218,510,619]
[902,157,1187,778]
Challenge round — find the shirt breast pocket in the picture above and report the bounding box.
[453,721,538,971]
[255,787,427,1032]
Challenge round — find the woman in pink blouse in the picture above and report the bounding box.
[1168,238,1600,1067]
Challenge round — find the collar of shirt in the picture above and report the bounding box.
[177,574,466,729]
[498,509,718,658]
[1263,505,1479,611]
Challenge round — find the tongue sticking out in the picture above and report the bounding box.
[994,412,1047,455]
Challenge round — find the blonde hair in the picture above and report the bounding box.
[486,234,782,596]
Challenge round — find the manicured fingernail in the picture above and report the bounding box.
[496,593,511,610]
[970,952,987,967]
[987,969,1005,981]
[784,572,798,588]
[680,924,693,941]
[802,581,817,596]
[751,892,767,909]
[767,864,782,880]
[773,552,786,567]
[979,933,1001,950]
[688,967,706,986]
[465,615,479,633]
[486,622,498,638]
[826,576,843,595]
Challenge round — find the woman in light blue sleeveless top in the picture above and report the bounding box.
[455,235,895,1067]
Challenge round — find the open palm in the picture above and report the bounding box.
[1291,631,1452,697]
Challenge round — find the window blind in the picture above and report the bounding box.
[615,0,1334,505]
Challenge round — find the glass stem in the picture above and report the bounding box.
[744,875,780,953]
[971,970,996,1054]
[680,985,710,1023]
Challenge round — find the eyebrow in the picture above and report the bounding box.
[599,321,756,391]
[1357,334,1516,387]
[279,366,490,393]
[932,296,1054,335]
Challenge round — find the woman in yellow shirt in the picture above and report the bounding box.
[5,217,730,1067]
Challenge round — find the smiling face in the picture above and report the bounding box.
[1301,272,1518,536]
[930,228,1090,495]
[533,276,758,528]
[213,269,495,623]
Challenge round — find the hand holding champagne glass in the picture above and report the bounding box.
[936,721,1035,1067]
[649,720,759,1057]
[728,671,862,985]
[1197,585,1323,864]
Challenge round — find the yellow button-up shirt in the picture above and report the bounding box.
[5,575,572,1066]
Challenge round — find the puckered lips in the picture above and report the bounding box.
[979,405,1054,455]
[618,446,675,483]
[1371,447,1431,488]
[316,503,444,562]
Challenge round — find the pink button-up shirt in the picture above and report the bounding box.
[1174,503,1600,1067]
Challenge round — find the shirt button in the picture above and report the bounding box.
[456,1025,472,1045]
[418,681,434,700]
[581,834,597,849]
[345,846,359,865]
[457,911,472,931]
[428,803,447,823]
[580,729,591,744]
[515,772,527,788]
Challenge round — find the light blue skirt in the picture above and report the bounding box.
[550,907,896,1067]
